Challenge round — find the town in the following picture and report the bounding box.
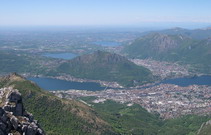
[131,59,193,79]
[51,83,211,119]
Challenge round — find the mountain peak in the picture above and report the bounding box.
[141,33,183,53]
[73,51,128,65]
[58,51,153,86]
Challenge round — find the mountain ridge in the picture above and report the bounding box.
[0,73,115,135]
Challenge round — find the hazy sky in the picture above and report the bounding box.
[1,0,211,27]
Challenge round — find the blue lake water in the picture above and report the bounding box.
[43,53,77,60]
[93,41,121,46]
[28,76,211,91]
[28,77,107,91]
[160,75,211,87]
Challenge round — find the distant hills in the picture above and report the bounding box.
[57,51,154,87]
[123,32,211,74]
[0,51,32,73]
[0,50,48,75]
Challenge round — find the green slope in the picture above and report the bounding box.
[197,120,211,135]
[158,115,210,135]
[56,51,154,87]
[0,74,115,135]
[91,100,161,135]
[0,51,32,73]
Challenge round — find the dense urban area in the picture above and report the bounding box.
[52,83,211,119]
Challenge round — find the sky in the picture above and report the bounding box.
[0,0,211,28]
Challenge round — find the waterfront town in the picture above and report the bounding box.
[131,59,193,79]
[51,84,211,119]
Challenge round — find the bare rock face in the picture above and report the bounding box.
[0,87,45,135]
[149,33,179,53]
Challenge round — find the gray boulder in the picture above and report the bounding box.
[0,87,45,135]
[6,90,22,103]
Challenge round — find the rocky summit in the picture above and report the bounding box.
[0,87,45,135]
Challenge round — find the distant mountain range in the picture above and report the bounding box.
[147,27,211,39]
[123,30,211,74]
[57,50,154,87]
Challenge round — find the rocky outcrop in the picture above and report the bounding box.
[147,33,181,53]
[0,87,45,135]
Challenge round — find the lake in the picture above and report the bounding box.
[43,53,77,60]
[160,75,211,87]
[93,41,121,46]
[28,77,107,91]
[28,75,211,91]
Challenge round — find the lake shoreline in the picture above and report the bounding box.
[24,73,211,91]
